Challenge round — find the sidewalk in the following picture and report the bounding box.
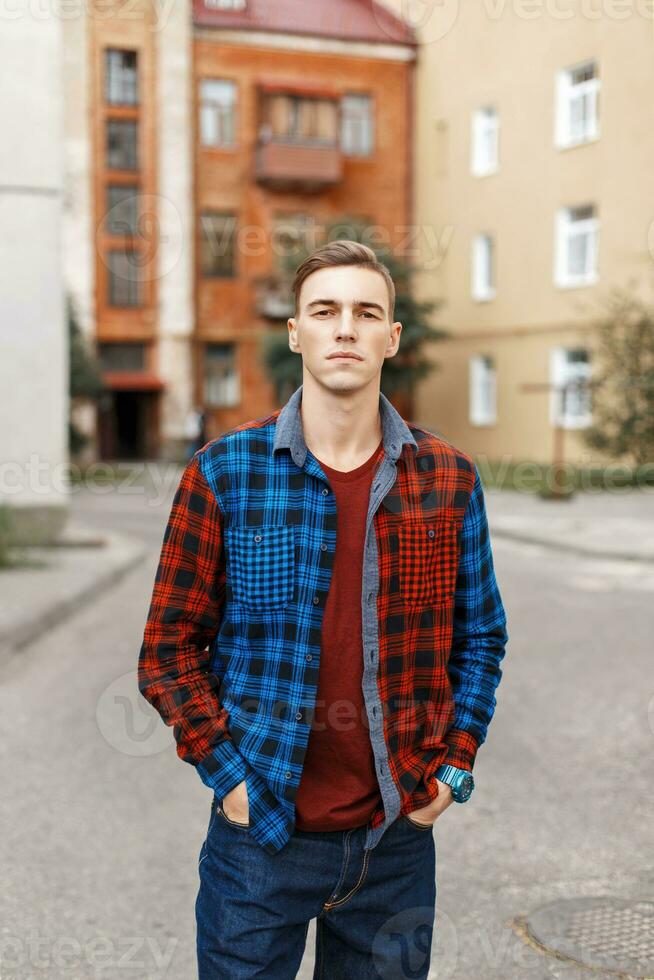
[0,521,148,662]
[485,487,654,562]
[1,488,650,663]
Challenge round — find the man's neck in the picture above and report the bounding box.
[299,378,383,471]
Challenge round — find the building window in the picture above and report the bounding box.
[554,204,599,287]
[341,93,374,156]
[204,344,240,407]
[272,213,317,271]
[555,60,599,148]
[469,355,497,426]
[107,248,142,306]
[200,212,237,277]
[471,233,496,301]
[200,79,237,147]
[105,49,138,106]
[549,347,591,428]
[106,185,139,235]
[471,106,499,176]
[97,342,146,372]
[260,95,338,145]
[107,120,138,171]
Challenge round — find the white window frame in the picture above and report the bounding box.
[471,233,496,301]
[471,106,499,176]
[341,93,374,157]
[549,347,592,428]
[554,205,599,288]
[200,79,237,148]
[204,343,240,408]
[555,60,600,149]
[204,0,246,9]
[469,355,497,426]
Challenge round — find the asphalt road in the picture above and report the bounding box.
[1,482,652,979]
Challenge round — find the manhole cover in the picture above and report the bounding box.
[526,896,654,977]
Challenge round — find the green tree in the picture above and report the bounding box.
[259,216,448,404]
[68,298,106,456]
[583,287,654,466]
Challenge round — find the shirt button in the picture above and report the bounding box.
[322,488,329,495]
[320,543,328,551]
[285,771,292,779]
[306,653,313,662]
[254,533,262,543]
[428,528,435,538]
[313,596,320,604]
[295,711,302,721]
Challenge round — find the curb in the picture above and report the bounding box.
[491,526,654,564]
[0,537,149,660]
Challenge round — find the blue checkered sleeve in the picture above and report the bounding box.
[443,466,508,771]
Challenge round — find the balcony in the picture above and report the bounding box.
[255,137,343,193]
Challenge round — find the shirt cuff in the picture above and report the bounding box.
[196,737,250,800]
[441,728,479,771]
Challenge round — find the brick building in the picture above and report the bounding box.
[64,0,416,460]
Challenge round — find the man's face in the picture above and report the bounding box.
[287,265,402,393]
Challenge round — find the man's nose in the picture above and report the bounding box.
[334,313,357,337]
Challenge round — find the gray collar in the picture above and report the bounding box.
[273,384,418,468]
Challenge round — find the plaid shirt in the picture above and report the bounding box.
[138,385,508,855]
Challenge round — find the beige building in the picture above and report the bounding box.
[382,1,654,467]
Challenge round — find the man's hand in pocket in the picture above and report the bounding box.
[409,778,454,825]
[223,779,249,823]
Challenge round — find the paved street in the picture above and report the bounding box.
[1,480,652,979]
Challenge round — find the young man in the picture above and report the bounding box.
[138,240,508,979]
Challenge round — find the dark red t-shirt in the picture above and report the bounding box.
[294,437,385,831]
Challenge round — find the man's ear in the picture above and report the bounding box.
[288,318,299,351]
[387,321,402,353]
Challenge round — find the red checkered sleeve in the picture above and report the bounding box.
[137,453,243,786]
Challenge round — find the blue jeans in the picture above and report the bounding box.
[196,795,436,979]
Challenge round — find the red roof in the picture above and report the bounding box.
[193,0,417,47]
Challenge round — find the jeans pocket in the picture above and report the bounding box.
[199,799,220,866]
[217,800,250,830]
[403,813,435,831]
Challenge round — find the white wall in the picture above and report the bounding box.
[156,0,197,452]
[0,7,69,524]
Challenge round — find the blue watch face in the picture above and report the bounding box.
[454,773,473,800]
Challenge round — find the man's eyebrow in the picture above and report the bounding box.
[306,298,385,313]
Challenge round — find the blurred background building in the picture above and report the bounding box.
[384,0,654,465]
[5,0,653,478]
[0,5,69,542]
[63,0,416,461]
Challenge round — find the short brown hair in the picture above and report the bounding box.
[292,239,395,321]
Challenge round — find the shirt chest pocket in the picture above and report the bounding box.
[225,524,295,611]
[397,518,459,607]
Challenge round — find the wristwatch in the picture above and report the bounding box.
[434,764,474,803]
